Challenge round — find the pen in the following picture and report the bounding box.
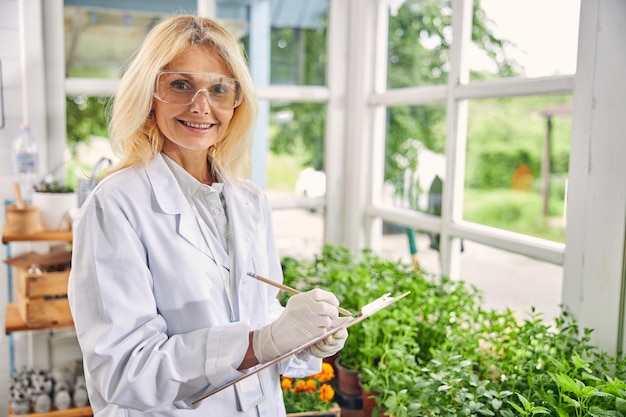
[247,272,353,316]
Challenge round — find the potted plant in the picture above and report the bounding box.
[281,362,341,416]
[282,244,626,416]
[32,178,77,231]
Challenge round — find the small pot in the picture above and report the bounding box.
[31,192,78,231]
[4,205,42,235]
[335,358,361,398]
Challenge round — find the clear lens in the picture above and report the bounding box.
[154,72,241,109]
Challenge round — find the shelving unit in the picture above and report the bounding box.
[3,228,73,333]
[3,227,92,417]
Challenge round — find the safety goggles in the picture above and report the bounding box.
[153,71,242,109]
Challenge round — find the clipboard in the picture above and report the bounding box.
[192,291,411,405]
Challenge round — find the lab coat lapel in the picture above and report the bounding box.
[146,154,213,258]
[223,183,261,282]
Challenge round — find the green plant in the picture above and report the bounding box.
[503,393,550,416]
[281,244,626,416]
[33,179,75,193]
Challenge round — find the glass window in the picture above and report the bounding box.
[269,25,327,86]
[64,7,182,78]
[66,95,114,188]
[383,104,447,212]
[267,101,327,260]
[387,0,452,88]
[64,1,329,85]
[464,95,572,242]
[269,101,326,183]
[378,236,562,322]
[387,0,580,87]
[469,0,580,81]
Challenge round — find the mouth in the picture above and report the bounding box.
[180,120,215,129]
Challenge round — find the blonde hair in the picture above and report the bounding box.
[108,15,258,179]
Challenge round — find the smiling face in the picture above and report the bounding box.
[154,45,235,155]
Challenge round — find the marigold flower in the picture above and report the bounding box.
[281,377,293,392]
[304,379,317,393]
[282,371,336,413]
[293,379,308,393]
[318,383,335,402]
[312,362,336,382]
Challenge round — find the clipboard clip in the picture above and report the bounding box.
[354,291,411,319]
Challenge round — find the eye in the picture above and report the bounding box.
[209,83,232,96]
[170,79,193,91]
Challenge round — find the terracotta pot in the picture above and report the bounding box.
[335,359,361,397]
[360,383,388,417]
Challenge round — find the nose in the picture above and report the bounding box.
[189,89,213,114]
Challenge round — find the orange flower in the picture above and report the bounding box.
[318,383,335,402]
[304,379,317,393]
[282,368,337,413]
[281,377,293,392]
[293,379,309,393]
[312,362,336,382]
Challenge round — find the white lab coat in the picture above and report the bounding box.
[68,154,320,417]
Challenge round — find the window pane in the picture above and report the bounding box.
[265,0,328,85]
[64,7,185,78]
[469,0,580,81]
[269,102,326,181]
[269,25,327,86]
[378,237,562,322]
[387,0,451,88]
[383,105,447,212]
[65,1,328,85]
[66,95,115,188]
[464,95,572,242]
[268,101,327,259]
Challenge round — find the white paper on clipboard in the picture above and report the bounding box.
[192,291,411,405]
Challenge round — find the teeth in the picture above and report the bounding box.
[183,121,212,129]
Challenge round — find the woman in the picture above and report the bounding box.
[68,15,347,416]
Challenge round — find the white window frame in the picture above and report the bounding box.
[323,0,626,355]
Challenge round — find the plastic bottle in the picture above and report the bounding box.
[12,124,39,202]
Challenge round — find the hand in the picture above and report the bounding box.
[253,289,340,363]
[308,325,349,358]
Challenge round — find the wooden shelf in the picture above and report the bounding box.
[2,229,72,244]
[9,405,92,417]
[5,303,74,334]
[3,223,86,417]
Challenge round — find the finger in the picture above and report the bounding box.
[307,288,340,307]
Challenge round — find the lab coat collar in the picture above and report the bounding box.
[145,153,263,272]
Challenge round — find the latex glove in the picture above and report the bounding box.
[253,289,340,363]
[308,325,349,358]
